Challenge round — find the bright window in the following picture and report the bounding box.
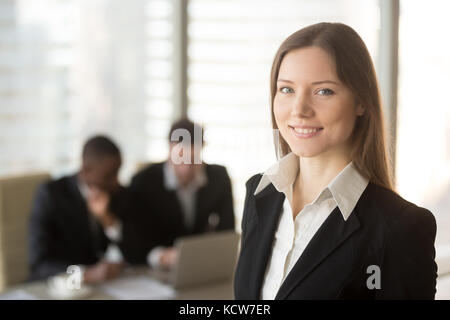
[0,0,174,182]
[397,0,450,260]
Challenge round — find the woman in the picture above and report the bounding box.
[234,22,437,300]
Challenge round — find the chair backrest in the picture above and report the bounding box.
[0,172,51,291]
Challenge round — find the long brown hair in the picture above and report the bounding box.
[270,22,394,191]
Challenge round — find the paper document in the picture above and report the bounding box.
[0,289,38,300]
[99,275,176,300]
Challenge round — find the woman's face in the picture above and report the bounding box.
[274,46,364,158]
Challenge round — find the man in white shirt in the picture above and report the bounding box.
[124,119,235,269]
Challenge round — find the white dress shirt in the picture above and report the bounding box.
[255,153,369,300]
[162,161,208,231]
[147,161,208,268]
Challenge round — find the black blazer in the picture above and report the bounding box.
[28,174,132,281]
[124,162,235,264]
[234,174,438,300]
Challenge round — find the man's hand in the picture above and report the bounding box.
[83,261,123,285]
[159,247,178,270]
[87,188,117,227]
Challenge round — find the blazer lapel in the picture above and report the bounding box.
[275,205,361,299]
[249,184,285,299]
[68,175,87,210]
[68,175,99,254]
[166,189,188,234]
[194,185,209,231]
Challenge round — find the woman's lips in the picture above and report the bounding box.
[289,125,323,138]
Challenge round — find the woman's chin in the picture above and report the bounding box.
[289,146,323,158]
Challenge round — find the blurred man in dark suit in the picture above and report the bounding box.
[28,135,135,284]
[126,119,235,268]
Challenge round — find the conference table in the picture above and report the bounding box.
[4,269,450,300]
[0,267,234,300]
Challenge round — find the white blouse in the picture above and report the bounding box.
[254,153,369,300]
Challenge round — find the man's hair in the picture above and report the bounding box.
[82,135,121,160]
[168,118,203,145]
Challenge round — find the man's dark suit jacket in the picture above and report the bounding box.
[125,162,235,265]
[234,174,438,300]
[28,174,134,281]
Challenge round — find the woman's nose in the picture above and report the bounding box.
[291,93,314,118]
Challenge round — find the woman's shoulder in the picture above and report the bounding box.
[362,182,436,231]
[245,173,263,189]
[245,173,271,197]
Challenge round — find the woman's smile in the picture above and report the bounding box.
[289,125,324,138]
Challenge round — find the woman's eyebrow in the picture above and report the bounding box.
[311,80,340,85]
[277,79,294,83]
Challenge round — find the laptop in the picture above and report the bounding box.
[169,230,240,289]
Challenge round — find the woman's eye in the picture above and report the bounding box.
[317,88,334,96]
[280,87,294,94]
